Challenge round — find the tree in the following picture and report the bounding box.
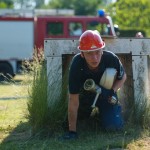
[35,0,44,8]
[74,0,102,15]
[0,0,13,8]
[11,0,44,9]
[106,0,150,36]
[45,0,102,15]
[13,0,35,9]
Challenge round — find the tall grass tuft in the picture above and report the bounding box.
[26,48,68,136]
[129,95,150,129]
[46,67,68,132]
[27,48,48,134]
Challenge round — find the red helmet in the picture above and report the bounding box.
[78,30,105,52]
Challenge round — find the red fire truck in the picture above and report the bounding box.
[0,10,115,81]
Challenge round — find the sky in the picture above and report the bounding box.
[14,0,116,9]
[45,0,50,5]
[14,0,50,9]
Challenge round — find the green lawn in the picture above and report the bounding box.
[0,74,30,98]
[0,99,28,129]
[0,85,28,98]
[0,75,150,150]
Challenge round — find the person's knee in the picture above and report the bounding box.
[103,120,124,131]
[101,105,124,131]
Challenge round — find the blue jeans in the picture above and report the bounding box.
[79,88,124,130]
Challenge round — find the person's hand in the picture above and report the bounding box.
[59,131,78,141]
[108,89,118,105]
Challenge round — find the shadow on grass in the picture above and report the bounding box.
[0,121,64,150]
[0,122,30,149]
[0,122,53,149]
[0,120,146,150]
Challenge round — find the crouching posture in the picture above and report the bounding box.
[62,30,126,140]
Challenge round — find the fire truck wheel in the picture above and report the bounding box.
[0,63,14,82]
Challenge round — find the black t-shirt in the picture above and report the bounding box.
[69,51,125,94]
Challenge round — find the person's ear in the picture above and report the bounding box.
[80,52,84,58]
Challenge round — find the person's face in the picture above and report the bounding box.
[81,49,103,70]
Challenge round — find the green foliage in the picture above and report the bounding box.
[27,49,68,135]
[106,0,150,36]
[46,68,68,132]
[10,0,44,9]
[27,61,48,134]
[44,0,102,15]
[128,96,150,129]
[119,29,146,37]
[0,0,13,8]
[35,0,44,8]
[73,0,102,15]
[0,2,7,8]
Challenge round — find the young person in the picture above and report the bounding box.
[62,30,126,140]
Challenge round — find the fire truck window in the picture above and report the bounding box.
[46,22,63,36]
[69,22,82,36]
[87,21,109,35]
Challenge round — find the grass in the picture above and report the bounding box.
[0,75,31,98]
[0,74,150,149]
[0,75,29,143]
[0,99,27,128]
[27,61,68,135]
[27,63,49,134]
[0,99,28,142]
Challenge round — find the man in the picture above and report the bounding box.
[63,30,126,140]
[135,32,144,38]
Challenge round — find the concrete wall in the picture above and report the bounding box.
[44,37,150,117]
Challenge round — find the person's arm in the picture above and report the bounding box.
[68,93,79,132]
[112,73,127,92]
